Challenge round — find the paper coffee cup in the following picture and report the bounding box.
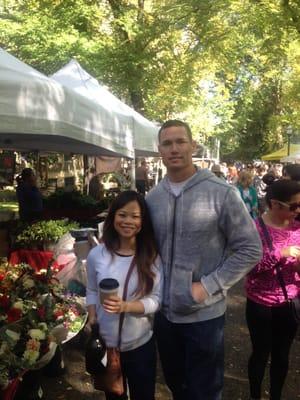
[99,278,119,305]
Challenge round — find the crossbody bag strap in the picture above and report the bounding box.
[117,256,136,348]
[258,216,273,251]
[257,217,289,301]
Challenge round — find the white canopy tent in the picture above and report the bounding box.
[0,48,134,158]
[51,60,158,157]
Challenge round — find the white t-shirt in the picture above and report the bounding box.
[168,174,195,196]
[86,244,163,351]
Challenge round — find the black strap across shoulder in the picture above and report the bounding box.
[117,257,136,348]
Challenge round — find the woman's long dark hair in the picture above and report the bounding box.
[102,190,158,297]
[265,179,300,208]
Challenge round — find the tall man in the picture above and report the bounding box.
[146,120,262,400]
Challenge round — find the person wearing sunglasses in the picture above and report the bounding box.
[245,179,300,400]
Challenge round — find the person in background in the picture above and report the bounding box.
[220,162,228,178]
[282,164,300,223]
[211,164,226,181]
[237,170,259,219]
[282,164,300,182]
[86,190,162,400]
[245,179,300,400]
[247,163,256,175]
[146,119,262,400]
[253,165,268,214]
[88,169,104,201]
[269,164,283,179]
[135,160,149,196]
[227,165,239,185]
[16,168,43,222]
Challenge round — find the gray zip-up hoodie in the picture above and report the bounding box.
[146,169,262,323]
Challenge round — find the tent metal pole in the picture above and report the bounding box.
[130,158,136,190]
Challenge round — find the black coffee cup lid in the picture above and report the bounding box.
[99,278,119,290]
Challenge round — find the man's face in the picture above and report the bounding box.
[158,126,195,171]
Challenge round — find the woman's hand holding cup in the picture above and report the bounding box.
[103,295,127,314]
[99,278,123,313]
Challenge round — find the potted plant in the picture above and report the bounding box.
[43,190,103,220]
[15,220,79,251]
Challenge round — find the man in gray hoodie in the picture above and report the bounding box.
[146,120,262,400]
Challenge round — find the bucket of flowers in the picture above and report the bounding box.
[0,261,86,399]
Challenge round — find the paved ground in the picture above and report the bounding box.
[40,280,300,400]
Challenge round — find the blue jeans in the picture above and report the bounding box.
[155,312,225,400]
[105,336,156,400]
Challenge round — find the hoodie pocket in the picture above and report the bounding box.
[170,263,204,314]
[170,263,226,314]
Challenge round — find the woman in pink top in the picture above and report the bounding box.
[245,179,300,400]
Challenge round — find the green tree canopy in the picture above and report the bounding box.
[1,0,300,160]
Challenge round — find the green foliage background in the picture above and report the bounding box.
[1,0,300,160]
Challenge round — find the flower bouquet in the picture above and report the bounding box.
[0,261,86,393]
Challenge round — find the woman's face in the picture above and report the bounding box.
[271,193,300,220]
[114,200,142,241]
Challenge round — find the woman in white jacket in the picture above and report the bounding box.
[86,190,162,400]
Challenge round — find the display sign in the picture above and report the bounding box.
[0,152,16,186]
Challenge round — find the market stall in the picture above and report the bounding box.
[0,48,134,158]
[51,59,158,157]
[0,49,138,399]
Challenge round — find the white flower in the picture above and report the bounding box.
[28,329,45,340]
[5,329,20,342]
[23,278,35,289]
[68,311,77,322]
[13,300,24,310]
[38,322,48,332]
[23,349,40,364]
[39,269,47,275]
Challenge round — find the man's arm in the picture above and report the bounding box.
[200,187,263,297]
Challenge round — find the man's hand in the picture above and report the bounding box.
[191,282,209,303]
